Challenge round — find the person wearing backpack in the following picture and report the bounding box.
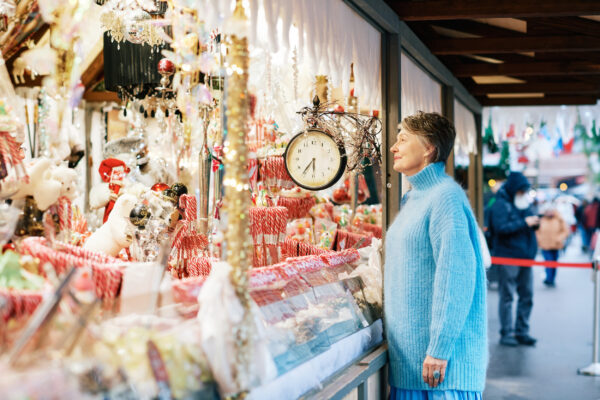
[536,206,569,287]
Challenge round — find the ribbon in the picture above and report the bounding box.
[491,257,592,269]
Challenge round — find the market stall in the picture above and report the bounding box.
[0,0,387,398]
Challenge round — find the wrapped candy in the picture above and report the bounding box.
[286,218,313,243]
[353,204,382,225]
[354,221,382,239]
[313,218,337,250]
[336,229,372,251]
[309,202,334,221]
[90,315,213,399]
[333,204,353,228]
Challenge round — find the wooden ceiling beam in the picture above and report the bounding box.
[80,50,104,89]
[452,61,600,77]
[526,17,600,37]
[390,1,600,21]
[467,82,600,95]
[429,35,600,55]
[478,95,599,106]
[422,20,525,38]
[533,51,600,62]
[83,90,121,103]
[438,52,535,65]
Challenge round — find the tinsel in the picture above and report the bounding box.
[222,0,253,396]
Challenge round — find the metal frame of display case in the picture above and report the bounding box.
[302,344,388,400]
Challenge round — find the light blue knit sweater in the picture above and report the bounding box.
[384,162,488,392]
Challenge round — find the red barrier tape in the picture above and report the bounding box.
[491,257,592,269]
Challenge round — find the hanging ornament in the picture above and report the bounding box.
[124,9,151,44]
[129,204,151,228]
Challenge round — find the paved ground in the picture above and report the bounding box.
[484,236,600,399]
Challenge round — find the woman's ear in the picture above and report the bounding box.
[424,145,436,162]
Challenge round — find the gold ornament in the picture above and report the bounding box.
[222,0,253,394]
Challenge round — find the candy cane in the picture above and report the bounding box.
[57,196,72,231]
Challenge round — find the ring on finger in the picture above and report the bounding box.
[433,370,440,380]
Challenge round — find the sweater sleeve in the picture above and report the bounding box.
[426,192,478,361]
[490,200,528,235]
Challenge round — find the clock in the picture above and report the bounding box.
[284,129,347,191]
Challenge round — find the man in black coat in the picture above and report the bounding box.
[488,171,540,346]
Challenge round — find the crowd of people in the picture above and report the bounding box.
[483,173,596,346]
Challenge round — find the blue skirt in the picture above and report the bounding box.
[390,387,482,400]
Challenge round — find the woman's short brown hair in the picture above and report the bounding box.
[401,111,456,163]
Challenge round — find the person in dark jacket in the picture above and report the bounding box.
[488,172,540,347]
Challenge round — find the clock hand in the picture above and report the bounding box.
[311,158,315,175]
[302,160,312,175]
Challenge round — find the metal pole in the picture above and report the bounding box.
[578,239,600,376]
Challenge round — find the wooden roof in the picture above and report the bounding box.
[0,0,117,102]
[386,0,600,106]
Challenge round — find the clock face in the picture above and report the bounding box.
[284,129,346,190]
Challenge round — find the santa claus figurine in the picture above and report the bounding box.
[98,158,130,223]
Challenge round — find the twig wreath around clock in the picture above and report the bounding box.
[284,128,347,191]
[289,95,382,189]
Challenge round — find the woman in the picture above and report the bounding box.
[536,206,569,287]
[385,112,488,399]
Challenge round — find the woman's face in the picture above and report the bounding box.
[390,127,434,176]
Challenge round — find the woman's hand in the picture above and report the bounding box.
[422,355,448,388]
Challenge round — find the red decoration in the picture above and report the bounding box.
[98,158,130,223]
[151,182,169,192]
[249,93,257,118]
[563,137,574,154]
[506,124,515,138]
[2,243,15,253]
[333,104,345,113]
[157,58,175,76]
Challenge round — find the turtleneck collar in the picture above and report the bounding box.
[406,162,447,191]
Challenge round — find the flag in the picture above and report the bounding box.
[539,121,551,141]
[563,137,574,154]
[554,129,564,156]
[506,124,515,139]
[484,115,498,153]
